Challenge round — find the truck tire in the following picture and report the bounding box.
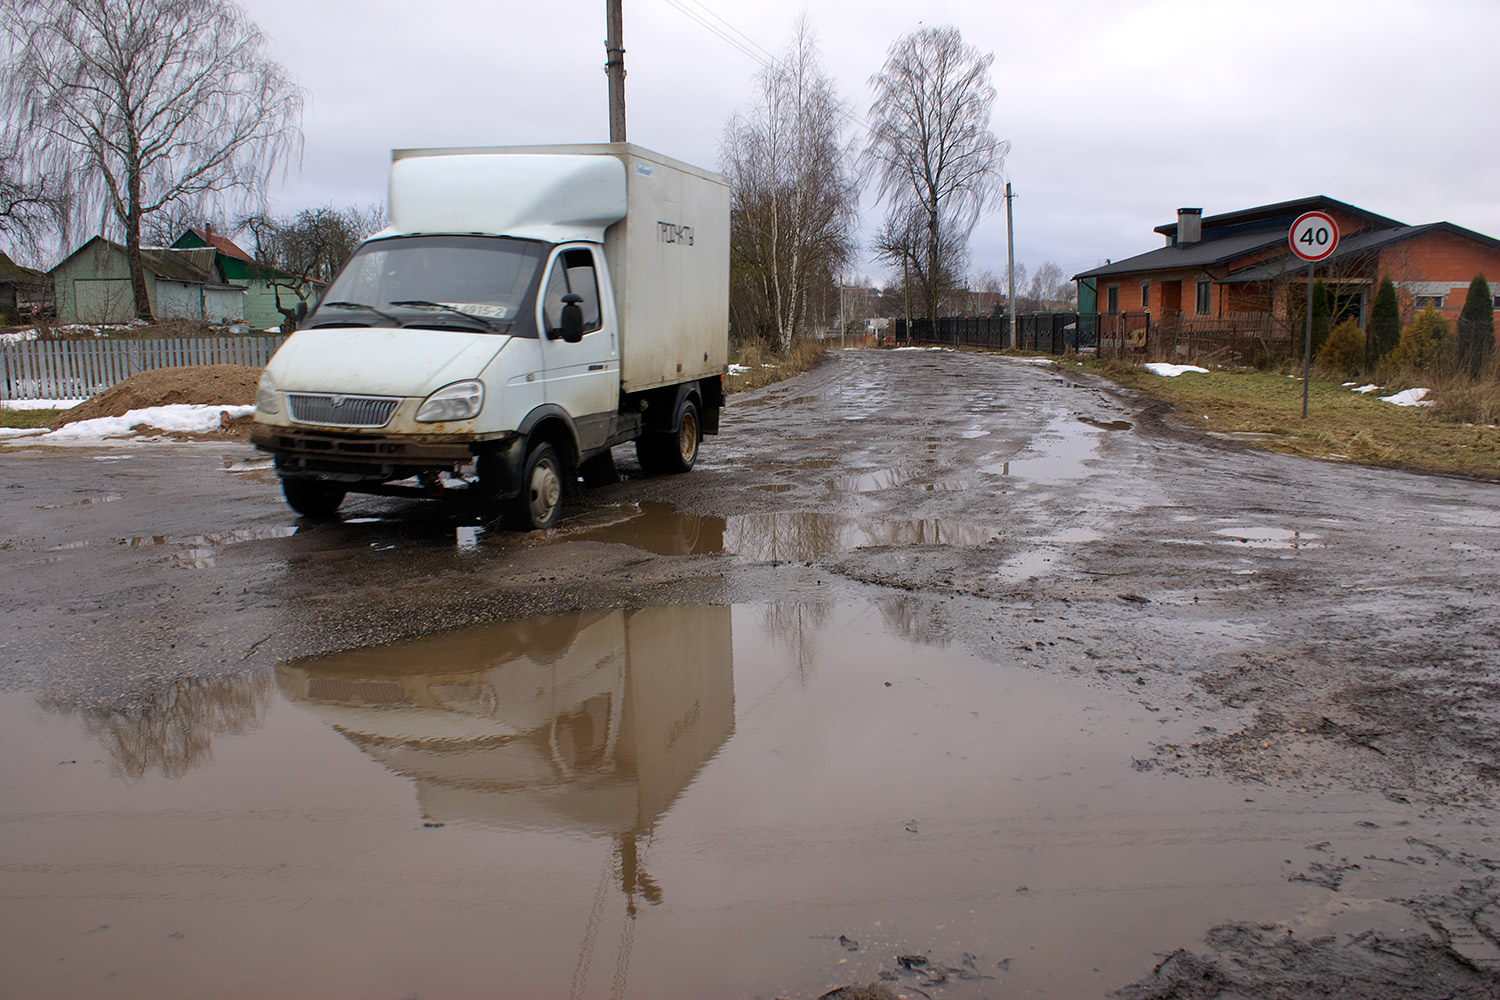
[282,479,346,519]
[507,442,564,531]
[636,397,699,475]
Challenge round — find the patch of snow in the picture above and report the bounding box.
[728,364,750,375]
[36,404,254,440]
[1379,387,1434,407]
[1352,384,1381,394]
[1,398,80,410]
[1144,363,1209,377]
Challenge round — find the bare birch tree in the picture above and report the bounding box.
[239,203,385,330]
[2,0,304,320]
[721,18,857,352]
[864,25,1008,328]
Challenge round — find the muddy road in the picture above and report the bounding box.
[3,348,1500,999]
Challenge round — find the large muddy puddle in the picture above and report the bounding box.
[3,599,1490,998]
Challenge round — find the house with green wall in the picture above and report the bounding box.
[48,237,245,325]
[171,226,322,331]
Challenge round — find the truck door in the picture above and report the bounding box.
[538,246,619,452]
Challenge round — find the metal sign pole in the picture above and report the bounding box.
[1303,262,1313,419]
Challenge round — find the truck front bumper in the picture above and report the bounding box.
[250,423,515,483]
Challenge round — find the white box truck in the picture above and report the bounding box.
[250,143,729,529]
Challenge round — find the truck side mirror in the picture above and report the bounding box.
[558,294,584,343]
[295,301,308,321]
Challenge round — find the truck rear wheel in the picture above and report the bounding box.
[282,479,346,519]
[507,442,564,531]
[636,397,699,475]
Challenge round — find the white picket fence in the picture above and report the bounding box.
[0,336,287,400]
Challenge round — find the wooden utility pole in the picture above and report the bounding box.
[606,0,627,142]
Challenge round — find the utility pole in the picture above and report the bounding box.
[1005,182,1017,350]
[606,0,626,142]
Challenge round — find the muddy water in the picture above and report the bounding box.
[2,599,1490,999]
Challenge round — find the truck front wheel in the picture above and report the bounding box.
[282,479,346,519]
[507,442,564,531]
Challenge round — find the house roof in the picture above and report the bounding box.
[1220,221,1500,284]
[1152,195,1405,241]
[49,236,237,287]
[1074,228,1288,280]
[0,250,44,282]
[173,226,256,263]
[1075,195,1413,282]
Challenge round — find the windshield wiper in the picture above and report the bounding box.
[389,300,503,332]
[316,301,401,326]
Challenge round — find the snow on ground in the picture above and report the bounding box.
[1379,387,1434,407]
[1144,363,1210,377]
[1352,384,1381,394]
[0,399,81,410]
[0,404,253,441]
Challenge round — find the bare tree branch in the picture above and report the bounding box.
[721,17,858,352]
[1,0,305,319]
[864,25,1008,327]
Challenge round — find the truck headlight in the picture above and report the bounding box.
[416,381,484,422]
[255,372,279,414]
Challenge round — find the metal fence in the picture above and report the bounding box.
[1,335,286,400]
[899,311,1291,364]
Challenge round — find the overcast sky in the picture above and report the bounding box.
[241,0,1500,285]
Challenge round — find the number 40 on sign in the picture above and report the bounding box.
[1289,211,1340,262]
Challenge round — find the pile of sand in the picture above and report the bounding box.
[47,364,262,438]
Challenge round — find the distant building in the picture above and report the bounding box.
[48,237,244,325]
[0,251,47,324]
[171,226,322,331]
[1074,196,1500,338]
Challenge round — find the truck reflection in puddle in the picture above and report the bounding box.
[276,605,734,914]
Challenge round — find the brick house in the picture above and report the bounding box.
[1074,196,1500,344]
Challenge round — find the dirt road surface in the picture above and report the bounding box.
[3,348,1499,998]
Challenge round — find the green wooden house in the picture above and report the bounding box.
[171,227,321,331]
[48,237,244,325]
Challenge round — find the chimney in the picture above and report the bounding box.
[1177,208,1202,245]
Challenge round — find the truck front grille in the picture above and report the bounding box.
[287,393,401,428]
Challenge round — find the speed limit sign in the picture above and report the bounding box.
[1290,211,1339,262]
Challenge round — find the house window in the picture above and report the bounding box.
[1492,294,1499,310]
[1196,280,1211,316]
[1414,295,1444,311]
[1106,285,1119,314]
[1141,282,1150,308]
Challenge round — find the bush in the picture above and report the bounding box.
[1383,306,1455,375]
[1367,276,1400,366]
[1457,274,1495,376]
[1315,319,1366,377]
[1310,279,1332,355]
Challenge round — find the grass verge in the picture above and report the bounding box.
[727,338,828,393]
[0,407,62,429]
[1081,360,1500,479]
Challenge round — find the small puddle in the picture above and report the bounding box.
[3,598,1484,998]
[1078,416,1133,431]
[35,494,122,509]
[981,412,1107,484]
[1212,527,1323,550]
[564,503,997,559]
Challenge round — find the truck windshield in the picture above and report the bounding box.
[309,235,546,336]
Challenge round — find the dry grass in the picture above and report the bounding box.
[1085,360,1500,480]
[726,337,828,393]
